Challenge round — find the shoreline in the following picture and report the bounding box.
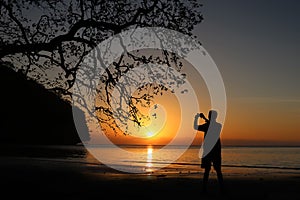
[1,156,300,199]
[1,144,300,199]
[1,144,299,171]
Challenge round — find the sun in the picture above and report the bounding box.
[146,131,156,138]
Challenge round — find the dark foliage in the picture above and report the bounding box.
[0,63,89,145]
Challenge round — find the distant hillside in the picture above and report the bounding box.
[0,63,90,145]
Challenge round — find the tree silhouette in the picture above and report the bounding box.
[0,0,203,136]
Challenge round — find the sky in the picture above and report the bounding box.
[192,0,300,145]
[3,0,299,146]
[102,0,300,146]
[90,0,300,146]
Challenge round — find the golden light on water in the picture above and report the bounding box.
[146,146,153,172]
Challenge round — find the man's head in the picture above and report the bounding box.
[208,110,218,121]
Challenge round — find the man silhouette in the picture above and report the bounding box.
[194,110,224,193]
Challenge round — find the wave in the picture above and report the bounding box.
[3,154,300,172]
[122,160,300,171]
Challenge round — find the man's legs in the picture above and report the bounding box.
[214,165,225,193]
[202,165,211,193]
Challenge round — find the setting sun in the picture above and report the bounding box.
[146,131,156,138]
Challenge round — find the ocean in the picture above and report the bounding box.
[3,144,300,176]
[85,145,300,174]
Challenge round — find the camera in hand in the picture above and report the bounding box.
[199,113,205,118]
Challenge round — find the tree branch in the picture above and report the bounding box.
[2,1,30,44]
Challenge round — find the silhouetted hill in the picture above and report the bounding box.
[0,63,90,145]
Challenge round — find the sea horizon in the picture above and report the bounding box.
[83,143,300,148]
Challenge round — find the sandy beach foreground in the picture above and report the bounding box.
[0,156,299,200]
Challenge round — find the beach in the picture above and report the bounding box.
[1,145,300,200]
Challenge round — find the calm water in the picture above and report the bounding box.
[3,145,300,174]
[84,145,300,173]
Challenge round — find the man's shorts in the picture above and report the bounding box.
[201,154,221,170]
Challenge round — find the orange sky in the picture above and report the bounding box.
[83,37,300,145]
[88,54,300,147]
[86,56,300,147]
[191,0,300,146]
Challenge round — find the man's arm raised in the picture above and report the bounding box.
[194,114,200,130]
[194,113,209,132]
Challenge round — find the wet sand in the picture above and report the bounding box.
[0,156,299,200]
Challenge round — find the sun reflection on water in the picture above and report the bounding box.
[146,145,153,172]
